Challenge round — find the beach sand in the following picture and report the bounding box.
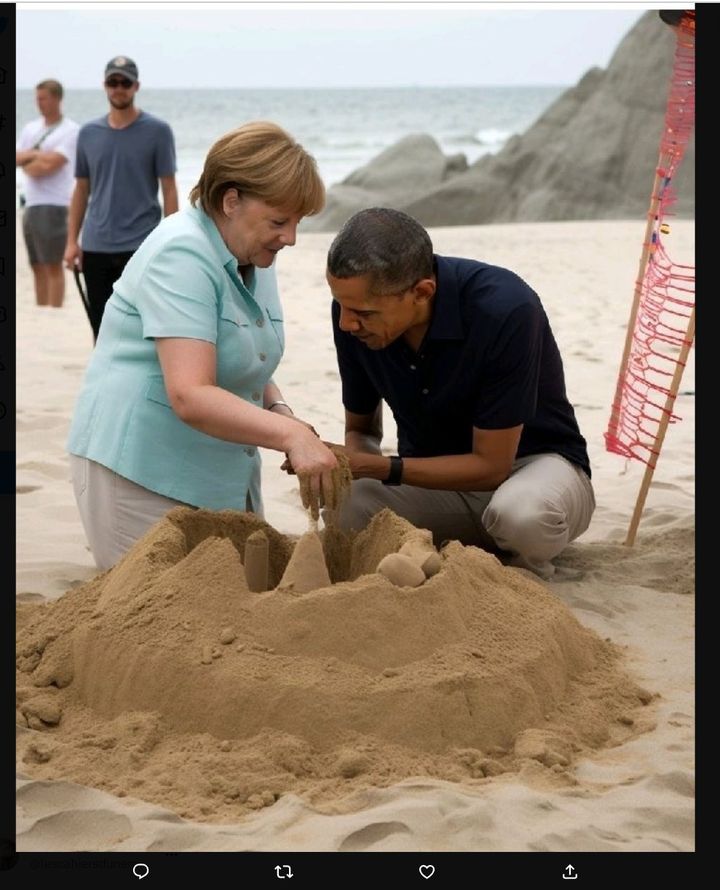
[16,215,695,852]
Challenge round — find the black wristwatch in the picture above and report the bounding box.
[382,455,404,486]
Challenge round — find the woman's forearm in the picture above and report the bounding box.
[172,383,301,453]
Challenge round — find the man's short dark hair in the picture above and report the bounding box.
[327,207,434,295]
[36,79,63,99]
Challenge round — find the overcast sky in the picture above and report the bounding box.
[17,3,664,90]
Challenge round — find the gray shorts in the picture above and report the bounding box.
[22,204,68,265]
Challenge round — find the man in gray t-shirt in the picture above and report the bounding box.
[64,55,178,341]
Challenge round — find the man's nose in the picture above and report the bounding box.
[338,308,359,332]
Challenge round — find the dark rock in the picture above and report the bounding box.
[304,134,468,232]
[306,11,694,232]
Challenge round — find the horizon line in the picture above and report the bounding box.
[16,82,573,91]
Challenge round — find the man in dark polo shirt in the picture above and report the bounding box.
[325,208,595,580]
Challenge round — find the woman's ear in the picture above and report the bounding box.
[222,187,241,217]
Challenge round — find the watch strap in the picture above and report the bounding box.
[382,455,404,486]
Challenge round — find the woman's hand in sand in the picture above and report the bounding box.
[279,419,323,473]
[287,415,320,438]
[285,429,338,516]
[281,441,345,474]
[280,438,352,468]
[284,428,337,475]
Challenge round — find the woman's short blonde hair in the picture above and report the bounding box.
[189,121,325,217]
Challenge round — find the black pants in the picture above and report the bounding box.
[81,250,134,341]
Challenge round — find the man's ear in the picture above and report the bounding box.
[413,277,436,304]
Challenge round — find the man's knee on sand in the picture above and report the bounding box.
[333,474,580,570]
[483,489,569,562]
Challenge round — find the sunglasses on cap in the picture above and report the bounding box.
[105,77,134,89]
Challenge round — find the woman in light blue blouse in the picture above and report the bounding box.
[67,121,338,569]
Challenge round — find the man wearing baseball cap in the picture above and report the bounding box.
[64,56,178,341]
[104,55,139,82]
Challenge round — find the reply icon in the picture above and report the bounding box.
[133,863,150,880]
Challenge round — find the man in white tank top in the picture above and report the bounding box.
[16,79,79,308]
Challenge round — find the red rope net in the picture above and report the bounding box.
[604,12,695,467]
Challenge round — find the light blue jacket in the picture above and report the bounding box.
[67,205,285,513]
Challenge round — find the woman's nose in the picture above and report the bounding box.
[280,222,297,246]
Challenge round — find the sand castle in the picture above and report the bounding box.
[16,506,655,822]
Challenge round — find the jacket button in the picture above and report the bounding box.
[259,352,267,361]
[252,391,261,401]
[244,447,255,456]
[255,317,265,327]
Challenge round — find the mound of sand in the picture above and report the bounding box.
[16,507,654,822]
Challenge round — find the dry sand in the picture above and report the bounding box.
[16,215,695,852]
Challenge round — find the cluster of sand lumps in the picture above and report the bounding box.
[16,507,654,821]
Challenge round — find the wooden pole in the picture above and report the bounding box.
[624,306,695,547]
[616,17,694,547]
[608,154,671,437]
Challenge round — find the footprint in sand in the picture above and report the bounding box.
[17,808,133,850]
[338,820,412,852]
[17,593,46,604]
[16,485,41,495]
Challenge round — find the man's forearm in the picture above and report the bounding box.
[350,451,509,491]
[23,157,58,178]
[22,161,47,177]
[161,180,179,216]
[345,429,383,456]
[66,184,89,245]
[20,150,68,178]
[402,453,509,490]
[16,149,38,167]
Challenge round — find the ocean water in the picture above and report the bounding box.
[16,86,563,206]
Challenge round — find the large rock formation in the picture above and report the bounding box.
[304,11,694,232]
[307,134,468,233]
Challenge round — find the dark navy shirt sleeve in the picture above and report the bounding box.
[332,300,381,415]
[471,301,543,430]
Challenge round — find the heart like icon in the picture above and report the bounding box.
[419,865,435,879]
